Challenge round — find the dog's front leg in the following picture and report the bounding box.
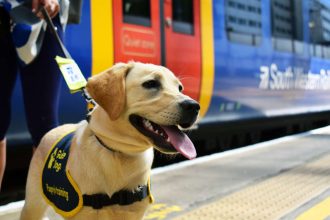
[20,149,48,220]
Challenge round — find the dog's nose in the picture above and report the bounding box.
[179,100,200,128]
[180,100,200,114]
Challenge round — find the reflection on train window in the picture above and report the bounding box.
[271,0,303,54]
[172,0,194,35]
[225,0,262,45]
[123,0,151,27]
[309,0,330,59]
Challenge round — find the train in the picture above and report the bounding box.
[3,0,330,198]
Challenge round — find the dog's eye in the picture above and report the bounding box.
[142,80,161,89]
[179,85,183,92]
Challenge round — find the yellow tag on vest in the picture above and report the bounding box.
[55,56,87,93]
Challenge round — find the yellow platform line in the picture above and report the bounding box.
[296,196,330,220]
[172,154,330,220]
[144,203,182,220]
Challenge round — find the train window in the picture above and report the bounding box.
[309,0,330,59]
[271,0,295,39]
[123,0,151,27]
[172,0,194,35]
[225,0,262,45]
[271,0,303,53]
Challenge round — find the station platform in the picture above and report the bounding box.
[1,126,330,220]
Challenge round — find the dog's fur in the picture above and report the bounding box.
[20,62,199,220]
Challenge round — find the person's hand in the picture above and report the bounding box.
[32,0,60,19]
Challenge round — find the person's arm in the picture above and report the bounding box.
[32,0,60,18]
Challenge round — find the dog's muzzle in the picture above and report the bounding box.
[178,99,200,128]
[129,99,200,160]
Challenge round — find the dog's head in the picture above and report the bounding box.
[86,62,200,159]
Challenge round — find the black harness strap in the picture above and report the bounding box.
[83,185,149,209]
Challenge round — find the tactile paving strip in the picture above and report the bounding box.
[173,154,330,220]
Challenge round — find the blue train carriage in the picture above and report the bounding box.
[209,0,330,122]
[5,0,330,186]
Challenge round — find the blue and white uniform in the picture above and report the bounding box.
[0,0,71,146]
[0,0,69,64]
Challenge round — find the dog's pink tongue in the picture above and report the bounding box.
[161,126,196,160]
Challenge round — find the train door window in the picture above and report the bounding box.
[172,0,194,35]
[271,0,303,53]
[123,0,151,26]
[225,0,262,45]
[309,0,330,59]
[164,0,201,100]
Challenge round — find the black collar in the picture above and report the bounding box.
[83,185,150,209]
[94,135,118,153]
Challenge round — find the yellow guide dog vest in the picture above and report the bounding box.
[41,131,82,218]
[41,130,153,218]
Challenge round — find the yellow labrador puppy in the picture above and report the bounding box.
[20,62,200,220]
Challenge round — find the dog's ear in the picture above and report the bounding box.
[86,63,132,120]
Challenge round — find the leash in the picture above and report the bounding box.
[40,7,96,108]
[41,5,112,149]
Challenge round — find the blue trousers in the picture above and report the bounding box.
[0,9,63,146]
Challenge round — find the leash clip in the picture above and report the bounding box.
[82,88,96,107]
[82,88,96,123]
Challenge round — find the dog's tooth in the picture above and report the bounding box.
[166,137,171,142]
[143,119,154,130]
[143,118,149,124]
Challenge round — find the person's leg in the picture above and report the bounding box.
[0,7,19,190]
[20,16,64,147]
[0,139,6,190]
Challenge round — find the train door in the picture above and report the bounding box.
[163,0,201,100]
[113,0,201,100]
[113,0,161,64]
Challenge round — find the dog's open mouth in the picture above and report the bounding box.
[129,115,196,159]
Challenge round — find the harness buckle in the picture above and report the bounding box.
[90,194,105,209]
[118,186,147,205]
[118,191,133,206]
